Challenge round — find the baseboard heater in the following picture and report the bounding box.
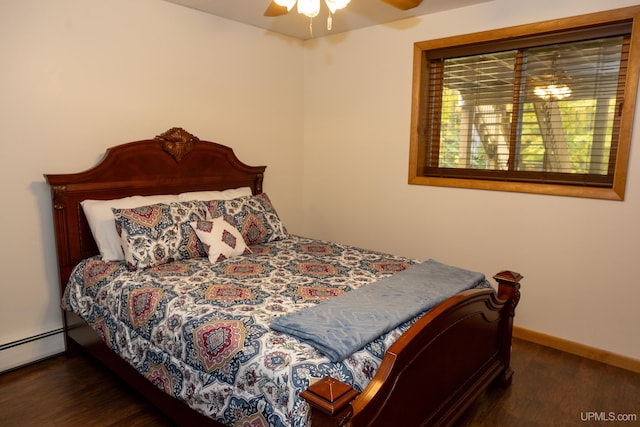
[0,329,63,352]
[0,328,65,373]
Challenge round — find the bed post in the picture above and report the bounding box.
[300,377,359,427]
[493,270,523,387]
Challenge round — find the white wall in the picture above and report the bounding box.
[0,0,304,371]
[2,0,639,372]
[301,0,640,360]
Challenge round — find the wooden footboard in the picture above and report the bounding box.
[301,271,522,427]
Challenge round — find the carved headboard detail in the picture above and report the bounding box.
[157,127,199,162]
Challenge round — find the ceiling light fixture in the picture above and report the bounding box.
[274,0,351,17]
[273,0,351,32]
[533,53,572,101]
[534,84,572,101]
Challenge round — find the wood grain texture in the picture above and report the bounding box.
[0,354,174,426]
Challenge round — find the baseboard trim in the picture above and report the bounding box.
[0,329,65,373]
[513,326,640,374]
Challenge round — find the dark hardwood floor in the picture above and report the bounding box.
[456,339,640,427]
[1,338,638,426]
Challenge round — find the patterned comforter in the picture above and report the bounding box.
[63,235,425,426]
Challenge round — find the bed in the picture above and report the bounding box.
[45,128,522,427]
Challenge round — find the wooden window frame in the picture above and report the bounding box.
[408,6,640,200]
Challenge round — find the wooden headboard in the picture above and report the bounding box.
[44,128,266,295]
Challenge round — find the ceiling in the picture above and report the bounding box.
[162,0,491,40]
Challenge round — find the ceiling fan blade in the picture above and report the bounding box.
[380,0,424,10]
[264,1,290,17]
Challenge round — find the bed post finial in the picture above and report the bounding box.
[300,377,360,427]
[494,270,522,316]
[156,127,200,162]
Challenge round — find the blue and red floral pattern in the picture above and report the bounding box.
[112,201,208,270]
[205,194,288,246]
[63,235,418,427]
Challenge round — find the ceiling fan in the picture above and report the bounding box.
[264,0,425,18]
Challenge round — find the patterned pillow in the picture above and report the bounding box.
[113,201,207,270]
[204,193,288,246]
[190,218,252,263]
[81,194,179,262]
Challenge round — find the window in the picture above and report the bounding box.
[409,7,640,200]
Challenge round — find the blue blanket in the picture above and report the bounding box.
[270,259,487,362]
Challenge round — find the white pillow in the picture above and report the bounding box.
[178,186,252,202]
[190,218,251,263]
[81,194,179,261]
